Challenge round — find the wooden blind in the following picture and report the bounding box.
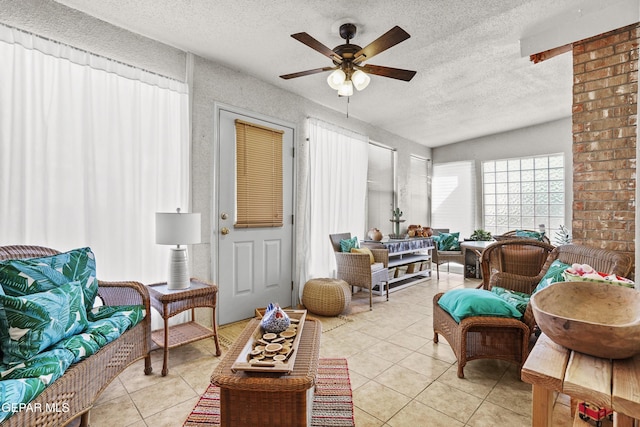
[235,119,284,228]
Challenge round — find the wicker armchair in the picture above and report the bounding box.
[329,233,389,310]
[431,246,465,279]
[0,245,152,427]
[433,239,555,378]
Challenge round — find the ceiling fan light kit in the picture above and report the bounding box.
[280,23,416,97]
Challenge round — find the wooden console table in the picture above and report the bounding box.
[211,318,322,426]
[521,334,640,427]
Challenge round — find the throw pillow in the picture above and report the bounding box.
[437,232,460,251]
[340,236,359,252]
[0,281,88,364]
[490,286,531,314]
[515,230,545,241]
[351,247,375,264]
[437,288,522,323]
[534,259,571,293]
[0,247,98,312]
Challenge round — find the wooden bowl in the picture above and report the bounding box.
[530,281,640,359]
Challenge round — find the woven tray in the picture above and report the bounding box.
[231,309,307,374]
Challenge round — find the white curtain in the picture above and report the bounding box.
[0,24,189,290]
[298,118,368,296]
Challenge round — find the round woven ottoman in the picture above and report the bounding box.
[302,278,351,316]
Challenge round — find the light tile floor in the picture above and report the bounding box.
[89,271,576,427]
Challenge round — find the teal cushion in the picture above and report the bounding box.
[0,247,98,312]
[0,378,47,423]
[516,230,545,241]
[340,236,359,252]
[437,288,523,323]
[534,260,571,293]
[0,281,89,364]
[437,232,460,251]
[490,286,531,314]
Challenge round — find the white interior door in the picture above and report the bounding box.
[216,108,294,325]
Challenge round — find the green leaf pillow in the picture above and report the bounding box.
[516,230,545,241]
[490,286,531,314]
[0,247,98,312]
[437,288,522,323]
[0,281,89,364]
[437,232,460,251]
[0,378,47,423]
[340,236,359,252]
[534,260,571,293]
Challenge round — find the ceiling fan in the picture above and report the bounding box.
[279,23,417,96]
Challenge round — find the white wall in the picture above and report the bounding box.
[432,117,573,234]
[0,0,431,289]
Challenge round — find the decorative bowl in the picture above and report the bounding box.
[530,281,640,359]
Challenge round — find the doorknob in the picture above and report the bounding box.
[221,227,230,235]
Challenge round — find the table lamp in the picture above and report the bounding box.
[156,208,201,290]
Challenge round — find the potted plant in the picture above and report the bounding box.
[469,229,492,241]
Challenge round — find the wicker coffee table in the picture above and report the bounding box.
[148,278,221,376]
[211,317,322,427]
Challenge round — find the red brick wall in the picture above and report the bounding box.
[572,23,638,252]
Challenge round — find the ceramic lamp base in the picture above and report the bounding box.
[167,247,191,290]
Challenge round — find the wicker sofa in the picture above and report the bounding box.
[433,243,633,378]
[0,245,152,427]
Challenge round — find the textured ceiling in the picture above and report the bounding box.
[53,0,596,147]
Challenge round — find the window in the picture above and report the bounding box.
[409,155,429,225]
[431,161,476,238]
[482,154,565,236]
[234,119,283,228]
[367,143,395,235]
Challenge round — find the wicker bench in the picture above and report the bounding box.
[0,245,152,427]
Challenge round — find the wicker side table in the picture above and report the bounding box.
[148,278,221,376]
[211,318,322,426]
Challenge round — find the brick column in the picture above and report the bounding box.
[572,24,638,252]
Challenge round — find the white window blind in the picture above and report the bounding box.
[432,161,476,238]
[367,143,395,235]
[409,155,429,226]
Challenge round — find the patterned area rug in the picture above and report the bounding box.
[183,358,354,427]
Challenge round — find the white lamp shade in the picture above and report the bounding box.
[156,212,201,245]
[352,70,371,91]
[337,80,354,97]
[327,69,346,90]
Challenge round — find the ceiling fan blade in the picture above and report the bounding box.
[291,32,342,63]
[357,64,417,81]
[279,66,336,80]
[354,26,410,62]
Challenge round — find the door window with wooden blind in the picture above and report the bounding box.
[234,119,284,228]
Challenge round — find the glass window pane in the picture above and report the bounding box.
[484,162,495,173]
[550,193,564,204]
[549,156,564,168]
[535,181,548,192]
[535,169,549,181]
[495,172,508,183]
[509,194,521,205]
[521,158,534,169]
[484,183,495,194]
[496,183,508,193]
[549,168,564,180]
[535,157,548,168]
[495,161,508,172]
[521,217,535,228]
[535,193,549,204]
[522,205,535,216]
[509,205,521,215]
[509,183,521,193]
[496,194,508,205]
[522,194,535,204]
[508,159,520,170]
[509,216,521,227]
[484,194,495,205]
[485,205,495,215]
[521,170,534,181]
[484,172,495,183]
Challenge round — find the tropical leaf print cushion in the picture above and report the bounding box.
[0,281,89,364]
[0,247,98,312]
[0,378,47,422]
[0,348,75,382]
